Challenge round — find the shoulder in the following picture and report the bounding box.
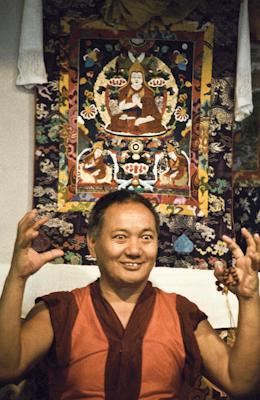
[35,285,91,332]
[36,285,90,308]
[154,288,207,330]
[176,293,207,330]
[154,287,177,303]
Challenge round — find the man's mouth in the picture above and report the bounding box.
[123,262,142,269]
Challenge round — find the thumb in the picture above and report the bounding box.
[40,249,64,264]
[214,260,225,280]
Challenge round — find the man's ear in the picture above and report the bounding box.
[87,235,96,259]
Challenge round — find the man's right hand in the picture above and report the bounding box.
[10,210,64,281]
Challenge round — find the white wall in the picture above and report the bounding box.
[0,0,34,262]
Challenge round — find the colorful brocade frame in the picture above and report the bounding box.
[57,19,214,217]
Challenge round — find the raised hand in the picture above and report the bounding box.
[215,228,260,299]
[10,210,64,281]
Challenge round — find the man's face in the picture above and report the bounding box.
[131,71,143,86]
[87,201,158,290]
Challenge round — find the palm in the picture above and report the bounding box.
[233,255,259,297]
[13,247,50,278]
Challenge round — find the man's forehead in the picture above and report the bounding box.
[102,202,156,224]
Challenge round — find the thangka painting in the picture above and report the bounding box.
[58,19,213,217]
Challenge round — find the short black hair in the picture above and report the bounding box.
[87,190,160,238]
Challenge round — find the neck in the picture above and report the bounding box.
[99,278,147,305]
[131,83,142,91]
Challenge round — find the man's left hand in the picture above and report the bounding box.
[215,228,260,299]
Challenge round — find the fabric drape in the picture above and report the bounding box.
[234,0,253,122]
[101,0,203,29]
[16,0,47,88]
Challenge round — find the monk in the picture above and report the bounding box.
[107,63,166,136]
[0,190,259,399]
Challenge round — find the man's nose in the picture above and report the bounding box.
[125,238,142,257]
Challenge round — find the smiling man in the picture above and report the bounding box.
[0,190,260,399]
[87,195,159,298]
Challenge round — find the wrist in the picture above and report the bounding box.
[237,291,260,305]
[6,270,28,287]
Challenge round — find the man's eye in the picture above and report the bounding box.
[114,234,126,240]
[142,234,153,240]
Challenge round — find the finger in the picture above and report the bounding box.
[213,260,225,280]
[18,210,44,236]
[19,210,49,229]
[253,233,260,253]
[17,228,40,249]
[17,211,49,242]
[16,212,37,244]
[250,255,260,272]
[16,220,47,251]
[222,234,244,258]
[241,227,257,255]
[214,271,225,283]
[18,209,38,231]
[40,249,64,264]
[214,263,240,292]
[214,265,230,283]
[248,243,260,271]
[32,215,49,230]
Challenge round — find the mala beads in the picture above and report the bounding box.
[215,263,239,294]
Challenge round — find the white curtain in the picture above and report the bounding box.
[234,0,253,122]
[16,0,47,89]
